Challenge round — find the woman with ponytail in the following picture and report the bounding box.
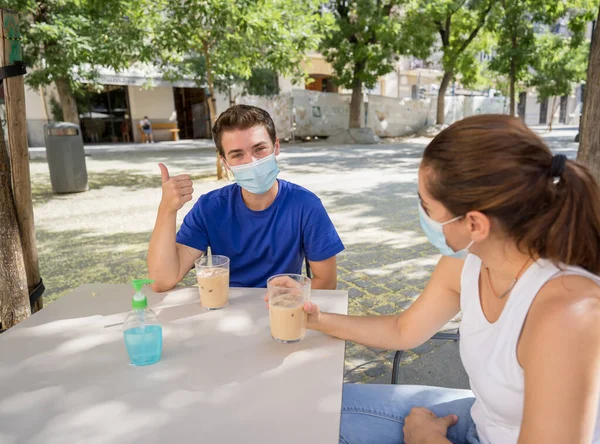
[305,115,600,443]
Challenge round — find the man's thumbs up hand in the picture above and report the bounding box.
[158,163,194,213]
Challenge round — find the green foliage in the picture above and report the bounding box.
[454,29,496,89]
[156,0,325,92]
[567,2,599,46]
[488,0,597,92]
[400,0,497,80]
[529,33,589,100]
[320,0,408,89]
[244,69,280,96]
[1,0,155,90]
[487,0,537,86]
[49,95,63,121]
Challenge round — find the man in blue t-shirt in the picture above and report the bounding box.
[147,104,344,290]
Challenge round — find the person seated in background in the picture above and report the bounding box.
[147,104,344,291]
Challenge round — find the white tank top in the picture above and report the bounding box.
[459,254,600,444]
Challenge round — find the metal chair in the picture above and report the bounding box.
[317,257,462,387]
[391,330,461,384]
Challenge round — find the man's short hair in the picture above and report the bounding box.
[212,105,277,157]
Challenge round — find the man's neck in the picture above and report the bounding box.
[241,180,279,211]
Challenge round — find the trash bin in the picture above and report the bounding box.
[44,122,89,193]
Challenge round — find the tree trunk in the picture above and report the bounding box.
[577,14,600,183]
[228,85,236,107]
[509,61,516,117]
[509,33,517,117]
[0,122,31,330]
[40,86,50,122]
[349,79,362,129]
[549,96,558,132]
[207,95,225,180]
[204,48,226,180]
[55,77,79,125]
[437,71,453,125]
[206,88,217,127]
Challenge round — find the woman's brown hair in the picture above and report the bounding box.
[422,114,600,274]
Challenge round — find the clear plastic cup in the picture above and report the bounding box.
[195,255,230,310]
[267,274,311,343]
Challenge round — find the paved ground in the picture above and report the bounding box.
[27,125,580,385]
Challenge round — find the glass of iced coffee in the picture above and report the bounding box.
[267,274,311,343]
[195,255,230,310]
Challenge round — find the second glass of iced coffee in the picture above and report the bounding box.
[195,255,230,310]
[267,274,311,343]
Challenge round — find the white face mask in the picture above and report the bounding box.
[226,154,280,195]
[418,202,473,259]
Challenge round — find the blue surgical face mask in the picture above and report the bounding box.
[418,202,474,259]
[227,153,280,195]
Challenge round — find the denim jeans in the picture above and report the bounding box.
[340,384,480,444]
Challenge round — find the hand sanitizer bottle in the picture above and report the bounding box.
[123,279,162,366]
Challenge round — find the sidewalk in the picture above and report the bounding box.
[29,139,217,160]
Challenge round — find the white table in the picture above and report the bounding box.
[0,284,348,444]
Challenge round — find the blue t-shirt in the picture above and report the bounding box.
[176,179,345,288]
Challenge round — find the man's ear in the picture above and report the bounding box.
[274,138,281,156]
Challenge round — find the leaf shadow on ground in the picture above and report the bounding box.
[36,228,197,305]
[30,151,218,205]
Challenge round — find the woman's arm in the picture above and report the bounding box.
[307,256,464,351]
[518,275,600,444]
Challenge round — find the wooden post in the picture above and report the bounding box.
[0,10,31,329]
[0,118,30,329]
[1,9,43,315]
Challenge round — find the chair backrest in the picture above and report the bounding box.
[305,257,312,279]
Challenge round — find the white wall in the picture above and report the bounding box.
[243,90,516,139]
[524,94,580,127]
[128,85,176,142]
[237,93,293,140]
[128,85,175,121]
[24,85,48,146]
[382,72,399,98]
[427,96,464,125]
[426,96,509,126]
[368,96,431,137]
[278,75,301,93]
[292,90,352,137]
[290,90,501,138]
[469,96,509,115]
[214,90,230,120]
[524,94,542,126]
[25,85,47,120]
